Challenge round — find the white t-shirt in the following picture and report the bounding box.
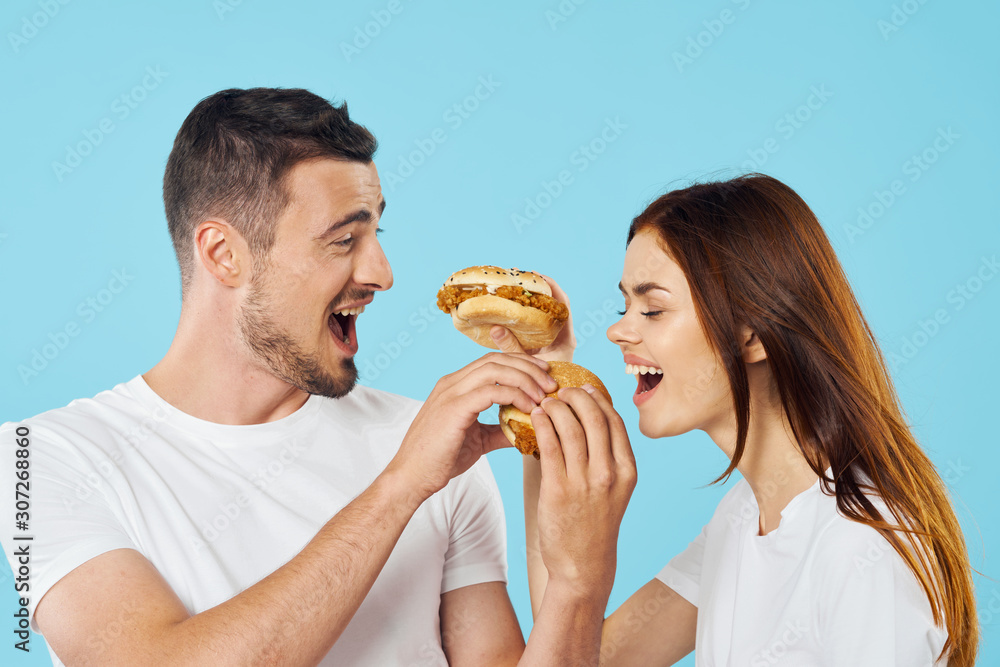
[0,376,508,667]
[657,476,948,666]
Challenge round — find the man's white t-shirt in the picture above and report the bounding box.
[0,376,508,667]
[657,476,948,666]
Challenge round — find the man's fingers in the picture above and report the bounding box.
[480,423,515,454]
[466,351,552,378]
[583,385,636,470]
[540,398,588,477]
[557,387,614,473]
[530,407,566,478]
[451,356,557,402]
[465,383,544,417]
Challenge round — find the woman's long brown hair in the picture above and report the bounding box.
[629,174,978,665]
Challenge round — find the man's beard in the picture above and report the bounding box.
[237,274,359,399]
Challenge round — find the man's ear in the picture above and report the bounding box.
[741,325,767,364]
[195,220,249,287]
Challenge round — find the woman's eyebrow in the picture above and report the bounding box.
[619,281,671,296]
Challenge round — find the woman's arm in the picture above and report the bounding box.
[600,580,697,666]
[524,455,547,619]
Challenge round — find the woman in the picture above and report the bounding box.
[494,174,978,665]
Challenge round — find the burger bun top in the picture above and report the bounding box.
[444,266,552,297]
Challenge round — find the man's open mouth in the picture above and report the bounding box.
[328,305,365,354]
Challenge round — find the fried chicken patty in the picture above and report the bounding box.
[436,285,569,321]
[508,421,539,459]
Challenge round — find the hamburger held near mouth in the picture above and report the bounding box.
[436,266,570,349]
[499,361,612,458]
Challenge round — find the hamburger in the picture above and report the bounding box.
[499,361,612,458]
[437,266,569,349]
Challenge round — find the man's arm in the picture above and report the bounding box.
[37,469,420,666]
[36,352,557,666]
[440,578,621,667]
[440,582,524,666]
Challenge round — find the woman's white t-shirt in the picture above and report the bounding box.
[657,476,948,666]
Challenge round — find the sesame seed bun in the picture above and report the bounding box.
[437,266,568,349]
[444,266,552,295]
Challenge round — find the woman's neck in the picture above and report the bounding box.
[705,388,819,536]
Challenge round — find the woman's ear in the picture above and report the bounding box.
[741,326,767,363]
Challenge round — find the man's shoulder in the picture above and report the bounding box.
[1,377,143,448]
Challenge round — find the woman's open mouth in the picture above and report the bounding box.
[627,362,663,406]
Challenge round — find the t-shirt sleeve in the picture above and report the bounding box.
[439,458,508,594]
[655,523,707,607]
[813,527,949,666]
[0,421,138,632]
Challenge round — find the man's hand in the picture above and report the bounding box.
[490,275,576,363]
[385,352,558,503]
[531,385,636,604]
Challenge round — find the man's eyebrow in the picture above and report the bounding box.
[619,281,671,296]
[315,199,387,242]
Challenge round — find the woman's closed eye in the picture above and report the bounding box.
[616,307,664,318]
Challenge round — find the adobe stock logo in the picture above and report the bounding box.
[17,268,134,384]
[877,0,932,40]
[843,127,959,244]
[383,75,501,192]
[887,254,997,371]
[740,85,833,172]
[7,0,72,54]
[545,0,587,30]
[671,0,753,73]
[511,116,627,233]
[51,66,169,182]
[339,0,414,62]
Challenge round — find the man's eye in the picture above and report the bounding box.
[333,233,354,247]
[376,226,385,236]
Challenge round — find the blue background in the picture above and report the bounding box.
[2,0,998,664]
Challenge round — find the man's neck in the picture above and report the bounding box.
[143,305,309,426]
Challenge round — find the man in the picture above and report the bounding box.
[1,88,635,665]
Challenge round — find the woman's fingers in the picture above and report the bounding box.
[490,326,527,354]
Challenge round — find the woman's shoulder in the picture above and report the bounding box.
[704,476,757,528]
[804,486,933,603]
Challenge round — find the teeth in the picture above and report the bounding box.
[343,335,350,344]
[334,305,366,317]
[626,363,663,376]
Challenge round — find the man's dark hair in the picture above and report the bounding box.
[163,87,377,293]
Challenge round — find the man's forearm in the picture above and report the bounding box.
[519,581,608,667]
[159,469,424,666]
